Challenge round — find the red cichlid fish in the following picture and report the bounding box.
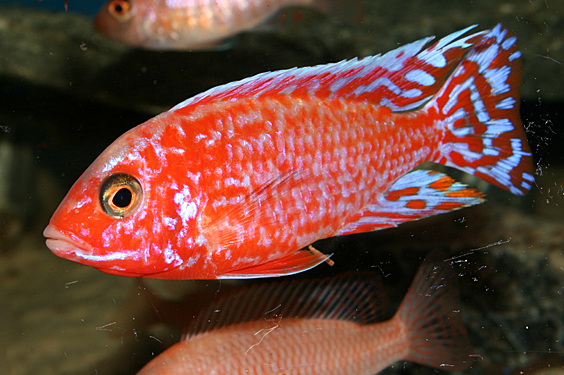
[94,0,358,50]
[44,24,533,279]
[135,255,472,374]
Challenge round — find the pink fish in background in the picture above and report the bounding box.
[135,255,472,374]
[44,25,533,279]
[94,0,360,50]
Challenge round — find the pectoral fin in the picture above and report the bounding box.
[203,169,310,250]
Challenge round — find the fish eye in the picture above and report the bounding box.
[100,174,143,219]
[108,0,132,22]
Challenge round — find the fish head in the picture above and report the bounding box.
[44,123,209,279]
[94,0,151,48]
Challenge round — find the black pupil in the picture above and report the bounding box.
[112,187,132,208]
[114,4,123,12]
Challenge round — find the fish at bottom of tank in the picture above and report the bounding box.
[135,252,471,374]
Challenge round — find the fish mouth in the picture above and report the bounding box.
[43,224,153,277]
[44,224,93,259]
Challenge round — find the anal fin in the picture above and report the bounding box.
[218,248,332,279]
[335,170,485,236]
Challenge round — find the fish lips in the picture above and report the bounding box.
[44,224,94,261]
[43,224,166,277]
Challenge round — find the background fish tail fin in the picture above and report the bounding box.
[433,24,534,195]
[396,253,472,371]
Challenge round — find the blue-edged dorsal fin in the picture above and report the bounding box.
[171,25,484,113]
[184,272,386,340]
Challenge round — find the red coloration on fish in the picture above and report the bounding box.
[135,255,472,374]
[94,0,360,50]
[44,25,533,279]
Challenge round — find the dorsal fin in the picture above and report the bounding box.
[170,26,484,113]
[183,272,386,340]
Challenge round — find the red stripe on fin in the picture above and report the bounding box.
[335,170,484,236]
[431,24,534,195]
[397,252,472,370]
[185,272,386,339]
[170,26,484,113]
[218,248,332,279]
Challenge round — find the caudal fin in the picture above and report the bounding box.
[396,254,472,371]
[432,24,534,195]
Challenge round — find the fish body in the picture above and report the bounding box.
[94,0,350,50]
[136,255,471,374]
[44,25,533,279]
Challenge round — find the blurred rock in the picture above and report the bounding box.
[0,139,35,250]
[0,1,563,116]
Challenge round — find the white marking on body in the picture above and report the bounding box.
[144,242,152,262]
[179,252,201,269]
[75,250,141,262]
[101,219,137,247]
[242,174,251,187]
[224,177,236,187]
[74,196,92,210]
[164,216,177,230]
[101,155,122,174]
[174,186,198,226]
[164,242,183,265]
[212,196,228,210]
